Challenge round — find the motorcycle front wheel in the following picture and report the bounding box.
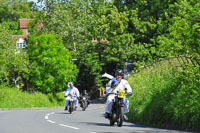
[117,107,124,127]
[110,112,116,126]
[82,101,86,111]
[69,101,73,114]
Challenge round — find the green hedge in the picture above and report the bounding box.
[0,86,65,109]
[127,64,200,131]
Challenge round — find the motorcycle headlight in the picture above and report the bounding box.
[70,98,73,101]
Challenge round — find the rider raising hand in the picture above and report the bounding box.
[104,69,132,119]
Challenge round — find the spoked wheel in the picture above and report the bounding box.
[117,107,124,127]
[69,102,73,114]
[110,113,116,126]
[82,102,86,111]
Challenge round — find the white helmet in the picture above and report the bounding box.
[68,82,73,87]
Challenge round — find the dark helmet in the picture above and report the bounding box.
[115,69,124,77]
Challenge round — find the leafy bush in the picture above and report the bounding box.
[166,65,200,130]
[127,63,200,131]
[27,34,79,94]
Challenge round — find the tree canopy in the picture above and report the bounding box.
[27,34,79,93]
[0,0,199,93]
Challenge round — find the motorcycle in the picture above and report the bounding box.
[65,94,75,114]
[109,89,126,127]
[80,95,89,111]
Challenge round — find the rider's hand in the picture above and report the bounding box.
[127,92,132,96]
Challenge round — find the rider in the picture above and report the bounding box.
[104,69,132,120]
[80,90,90,107]
[64,82,80,111]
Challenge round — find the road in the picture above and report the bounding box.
[0,103,191,133]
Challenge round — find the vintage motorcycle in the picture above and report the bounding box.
[65,94,75,114]
[80,95,89,111]
[109,89,126,127]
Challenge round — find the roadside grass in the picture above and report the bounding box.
[127,62,200,132]
[0,86,65,109]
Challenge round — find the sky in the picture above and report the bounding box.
[27,0,45,8]
[27,0,38,3]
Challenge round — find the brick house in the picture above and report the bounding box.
[12,19,43,50]
[19,19,33,35]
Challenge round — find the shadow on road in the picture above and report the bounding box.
[78,121,148,128]
[79,122,110,127]
[56,111,72,115]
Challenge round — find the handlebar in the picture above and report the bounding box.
[64,94,77,98]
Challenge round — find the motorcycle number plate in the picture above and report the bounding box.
[118,90,125,98]
[70,98,73,101]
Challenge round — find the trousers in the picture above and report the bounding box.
[65,96,78,107]
[105,94,129,113]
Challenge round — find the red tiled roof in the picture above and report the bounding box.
[12,35,28,39]
[12,35,28,42]
[19,19,33,29]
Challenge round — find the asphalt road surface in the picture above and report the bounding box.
[0,103,192,133]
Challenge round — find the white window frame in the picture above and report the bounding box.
[16,38,26,49]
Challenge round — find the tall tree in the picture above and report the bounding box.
[157,0,200,57]
[27,34,79,94]
[0,0,36,23]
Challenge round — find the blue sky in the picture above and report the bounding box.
[27,0,45,7]
[27,0,38,3]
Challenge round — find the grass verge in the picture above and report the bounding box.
[0,86,65,109]
[127,63,200,132]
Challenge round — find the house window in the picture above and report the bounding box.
[27,29,30,34]
[16,38,26,49]
[22,42,26,48]
[20,43,23,48]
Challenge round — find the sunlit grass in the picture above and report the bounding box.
[127,60,200,131]
[0,86,65,109]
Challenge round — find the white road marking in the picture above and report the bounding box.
[45,112,79,130]
[47,120,55,123]
[50,112,55,115]
[59,124,79,130]
[44,106,104,131]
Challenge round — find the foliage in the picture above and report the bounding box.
[1,21,24,35]
[0,25,30,88]
[0,2,200,131]
[167,65,200,131]
[0,85,65,108]
[127,62,200,131]
[76,44,103,91]
[35,0,108,90]
[27,34,79,94]
[157,0,200,57]
[27,0,200,94]
[0,0,36,23]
